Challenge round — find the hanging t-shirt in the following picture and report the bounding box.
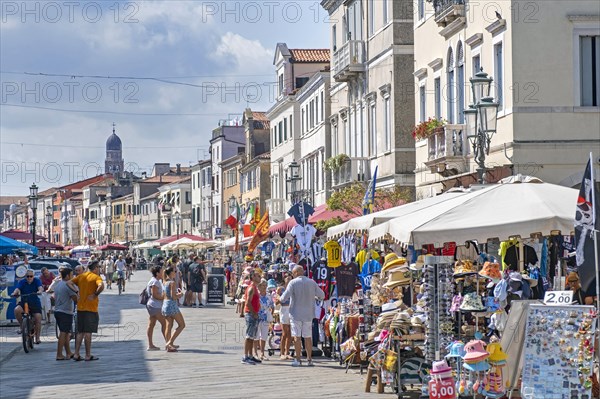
[335,262,359,298]
[311,261,333,300]
[291,224,317,253]
[323,240,342,268]
[287,202,315,225]
[339,234,357,264]
[262,241,275,256]
[359,259,381,291]
[355,249,380,273]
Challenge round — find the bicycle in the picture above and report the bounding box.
[13,292,41,353]
[117,270,125,295]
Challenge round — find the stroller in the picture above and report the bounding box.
[267,323,282,356]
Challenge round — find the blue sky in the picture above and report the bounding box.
[0,1,330,195]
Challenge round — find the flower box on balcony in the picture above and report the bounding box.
[412,118,446,141]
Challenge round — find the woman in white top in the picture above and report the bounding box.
[146,265,166,351]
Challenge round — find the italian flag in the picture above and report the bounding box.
[225,203,240,229]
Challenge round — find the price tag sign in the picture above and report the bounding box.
[428,379,455,399]
[543,291,574,305]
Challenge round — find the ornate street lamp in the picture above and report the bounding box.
[286,160,301,202]
[45,206,52,243]
[106,193,112,243]
[174,211,181,239]
[29,183,38,248]
[464,68,500,184]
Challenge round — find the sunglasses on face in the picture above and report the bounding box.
[26,275,34,278]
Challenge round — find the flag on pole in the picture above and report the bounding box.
[225,203,240,229]
[574,154,600,296]
[248,210,270,253]
[251,202,261,233]
[362,166,378,215]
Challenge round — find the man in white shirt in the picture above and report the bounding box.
[280,265,325,367]
[104,256,114,289]
[115,255,127,291]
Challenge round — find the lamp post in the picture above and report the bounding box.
[45,206,52,243]
[62,196,69,246]
[464,68,500,184]
[124,217,130,244]
[286,160,302,203]
[174,211,181,239]
[29,183,39,248]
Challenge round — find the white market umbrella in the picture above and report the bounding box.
[162,238,218,251]
[134,241,160,250]
[327,188,471,239]
[368,177,578,247]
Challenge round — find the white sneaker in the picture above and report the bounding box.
[291,359,302,367]
[307,360,314,367]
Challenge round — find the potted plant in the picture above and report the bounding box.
[411,118,446,141]
[324,154,350,172]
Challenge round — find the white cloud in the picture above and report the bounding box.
[214,32,274,73]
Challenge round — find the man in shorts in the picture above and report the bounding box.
[53,267,78,360]
[67,261,104,361]
[241,269,262,365]
[188,256,207,307]
[12,270,44,344]
[280,265,325,367]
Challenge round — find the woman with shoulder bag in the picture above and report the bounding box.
[146,265,166,351]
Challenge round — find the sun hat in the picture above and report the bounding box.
[445,341,466,359]
[382,253,399,267]
[462,361,491,372]
[410,255,427,271]
[383,268,411,289]
[453,260,477,277]
[430,360,453,380]
[521,272,538,288]
[462,340,489,363]
[381,254,407,273]
[459,292,486,312]
[381,301,402,313]
[479,262,502,282]
[267,279,277,290]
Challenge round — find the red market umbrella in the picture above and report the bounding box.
[268,204,354,235]
[0,229,46,241]
[97,243,129,251]
[35,240,64,250]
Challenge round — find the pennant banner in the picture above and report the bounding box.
[248,210,270,253]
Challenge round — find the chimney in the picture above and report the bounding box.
[176,164,181,175]
[142,172,147,179]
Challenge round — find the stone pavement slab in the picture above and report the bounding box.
[0,271,407,399]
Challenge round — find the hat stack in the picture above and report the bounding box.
[390,310,412,335]
[453,259,477,277]
[462,340,490,372]
[459,292,486,312]
[478,262,502,283]
[382,257,411,289]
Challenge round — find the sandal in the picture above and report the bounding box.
[73,355,83,361]
[166,346,178,352]
[85,356,99,361]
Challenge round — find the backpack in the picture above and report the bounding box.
[139,285,150,305]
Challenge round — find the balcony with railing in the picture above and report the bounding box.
[332,157,370,188]
[332,40,366,82]
[424,124,468,176]
[266,198,287,222]
[433,0,465,26]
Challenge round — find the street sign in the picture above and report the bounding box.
[207,275,225,305]
[215,227,222,236]
[543,290,574,305]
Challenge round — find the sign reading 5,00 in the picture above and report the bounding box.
[428,379,455,399]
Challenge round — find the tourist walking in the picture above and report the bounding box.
[53,267,78,360]
[188,255,207,307]
[241,268,262,365]
[146,265,167,351]
[255,279,274,360]
[162,267,185,352]
[104,255,114,289]
[280,265,325,367]
[67,260,104,361]
[275,273,293,360]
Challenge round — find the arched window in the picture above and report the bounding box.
[447,47,455,123]
[456,41,465,123]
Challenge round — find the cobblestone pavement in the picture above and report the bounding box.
[0,271,407,399]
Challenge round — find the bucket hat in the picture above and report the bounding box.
[459,292,486,312]
[479,262,502,282]
[462,361,491,372]
[430,359,453,380]
[463,340,489,363]
[486,342,508,365]
[445,341,466,359]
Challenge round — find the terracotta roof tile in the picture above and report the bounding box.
[289,49,330,63]
[142,175,184,184]
[257,152,271,160]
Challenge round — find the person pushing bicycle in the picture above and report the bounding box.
[12,271,44,344]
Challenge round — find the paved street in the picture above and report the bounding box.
[0,272,391,399]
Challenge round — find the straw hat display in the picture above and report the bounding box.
[382,267,411,289]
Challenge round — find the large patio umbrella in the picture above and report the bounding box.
[368,176,578,247]
[0,235,38,255]
[0,229,46,241]
[162,237,218,251]
[327,188,471,239]
[35,240,64,251]
[97,243,129,251]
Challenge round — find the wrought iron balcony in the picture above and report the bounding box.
[434,0,465,26]
[332,157,370,188]
[332,40,365,82]
[424,124,468,176]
